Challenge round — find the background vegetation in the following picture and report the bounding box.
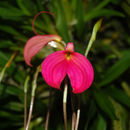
[0,0,130,130]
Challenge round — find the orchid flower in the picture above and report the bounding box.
[41,42,94,93]
[24,35,94,94]
[23,12,100,130]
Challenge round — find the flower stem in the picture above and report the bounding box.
[24,92,27,129]
[70,88,76,130]
[75,109,80,130]
[45,111,50,130]
[26,95,34,130]
[45,88,52,130]
[25,66,40,130]
[75,95,81,130]
[24,76,30,129]
[63,80,68,130]
[72,112,76,130]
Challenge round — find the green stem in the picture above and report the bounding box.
[25,66,40,130]
[24,76,30,130]
[26,95,34,130]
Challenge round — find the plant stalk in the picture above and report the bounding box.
[26,96,34,130]
[72,112,76,130]
[70,88,76,130]
[24,93,27,129]
[45,88,52,130]
[75,95,81,130]
[24,76,30,130]
[25,66,40,130]
[63,80,68,130]
[75,109,80,130]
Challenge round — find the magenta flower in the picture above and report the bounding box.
[41,42,94,93]
[24,35,94,94]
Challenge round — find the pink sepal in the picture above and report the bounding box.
[23,35,62,66]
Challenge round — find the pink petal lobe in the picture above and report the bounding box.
[41,51,67,89]
[67,52,94,94]
[23,35,62,66]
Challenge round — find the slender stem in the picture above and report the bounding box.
[45,88,52,130]
[25,66,40,130]
[45,111,50,130]
[63,81,68,130]
[70,88,76,130]
[75,95,81,130]
[24,93,27,129]
[24,76,30,130]
[72,112,76,130]
[26,96,34,130]
[75,109,80,130]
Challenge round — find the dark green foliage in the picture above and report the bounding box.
[0,0,130,129]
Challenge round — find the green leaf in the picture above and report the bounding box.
[85,100,97,129]
[0,52,16,76]
[85,9,125,22]
[3,102,23,112]
[0,52,10,68]
[61,0,73,25]
[97,114,107,130]
[0,84,23,97]
[98,51,130,87]
[0,25,22,36]
[89,114,107,130]
[112,100,128,130]
[16,0,37,16]
[121,2,130,16]
[85,19,102,57]
[0,110,23,121]
[14,68,26,84]
[93,89,117,119]
[75,0,84,37]
[51,0,70,42]
[36,1,53,27]
[16,0,32,16]
[0,6,24,20]
[0,41,14,48]
[104,86,130,107]
[93,0,112,11]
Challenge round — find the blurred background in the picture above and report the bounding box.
[0,0,130,130]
